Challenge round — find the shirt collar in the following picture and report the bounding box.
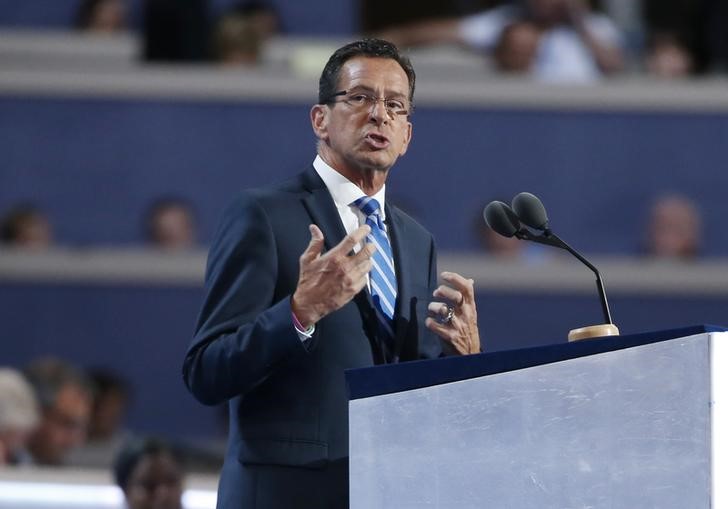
[313,155,387,219]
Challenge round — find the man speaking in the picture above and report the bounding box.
[183,39,480,508]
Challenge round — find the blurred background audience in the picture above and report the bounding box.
[644,194,702,261]
[114,437,185,509]
[211,1,282,66]
[67,368,132,468]
[142,0,210,62]
[75,0,128,33]
[645,32,694,78]
[376,0,624,83]
[144,197,199,251]
[0,368,40,465]
[23,358,93,466]
[0,3,727,506]
[0,204,54,250]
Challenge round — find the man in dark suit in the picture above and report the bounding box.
[183,39,480,508]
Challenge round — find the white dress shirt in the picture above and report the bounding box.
[293,156,394,341]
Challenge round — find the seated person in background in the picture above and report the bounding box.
[66,369,132,468]
[229,1,281,41]
[645,32,694,78]
[75,0,128,33]
[0,204,53,250]
[378,0,624,83]
[493,21,541,74]
[212,1,282,66]
[213,12,263,65]
[0,368,40,465]
[114,437,185,509]
[144,197,198,250]
[23,358,93,466]
[644,194,702,260]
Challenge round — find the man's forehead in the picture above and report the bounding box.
[337,57,409,91]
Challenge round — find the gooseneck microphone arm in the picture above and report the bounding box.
[540,229,614,326]
[484,196,614,326]
[508,192,615,327]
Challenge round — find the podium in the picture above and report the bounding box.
[346,325,728,508]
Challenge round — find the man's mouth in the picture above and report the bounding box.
[365,133,390,149]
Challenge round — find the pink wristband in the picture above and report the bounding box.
[292,311,314,335]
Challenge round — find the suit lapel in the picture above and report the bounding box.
[386,205,413,358]
[300,166,348,252]
[299,166,383,361]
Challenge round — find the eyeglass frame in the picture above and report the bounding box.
[324,89,413,119]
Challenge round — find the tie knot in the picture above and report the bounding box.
[353,196,381,218]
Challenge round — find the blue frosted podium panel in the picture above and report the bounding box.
[349,332,723,509]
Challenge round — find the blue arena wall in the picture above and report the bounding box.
[2,94,728,255]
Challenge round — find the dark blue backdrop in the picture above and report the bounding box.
[2,95,727,255]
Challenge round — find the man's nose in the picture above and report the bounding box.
[368,99,389,124]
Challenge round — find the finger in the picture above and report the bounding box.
[350,257,373,281]
[440,272,475,301]
[350,271,370,294]
[425,317,457,342]
[300,224,325,264]
[351,240,376,262]
[433,285,463,306]
[427,301,450,317]
[330,225,370,256]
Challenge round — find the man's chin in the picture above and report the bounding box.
[357,153,397,172]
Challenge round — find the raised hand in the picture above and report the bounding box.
[425,271,480,355]
[291,224,375,328]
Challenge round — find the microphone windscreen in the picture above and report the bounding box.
[484,201,521,238]
[512,192,548,230]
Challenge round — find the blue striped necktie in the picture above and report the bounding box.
[352,196,397,349]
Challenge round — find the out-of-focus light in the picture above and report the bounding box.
[0,481,217,509]
[0,481,122,506]
[183,489,218,509]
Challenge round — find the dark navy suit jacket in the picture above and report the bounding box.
[183,166,442,508]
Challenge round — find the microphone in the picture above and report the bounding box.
[512,192,548,231]
[483,201,521,238]
[484,193,618,339]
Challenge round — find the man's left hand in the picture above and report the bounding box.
[425,271,480,355]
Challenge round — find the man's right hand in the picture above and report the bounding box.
[291,224,374,328]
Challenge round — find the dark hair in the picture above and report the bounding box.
[232,0,277,16]
[114,437,181,491]
[23,357,92,411]
[143,196,197,242]
[0,203,45,243]
[318,38,416,106]
[75,0,100,28]
[87,368,131,401]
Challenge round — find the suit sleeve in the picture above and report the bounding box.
[182,194,308,405]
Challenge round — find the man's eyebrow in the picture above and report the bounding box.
[347,85,408,99]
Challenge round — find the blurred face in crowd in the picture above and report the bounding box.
[89,387,128,440]
[125,451,184,509]
[647,197,701,259]
[150,205,196,250]
[312,57,413,183]
[14,213,53,249]
[647,38,693,78]
[495,22,541,73]
[88,0,127,32]
[29,383,91,465]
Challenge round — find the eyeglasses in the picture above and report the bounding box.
[327,90,411,119]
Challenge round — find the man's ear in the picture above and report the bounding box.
[310,104,329,141]
[399,121,413,156]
